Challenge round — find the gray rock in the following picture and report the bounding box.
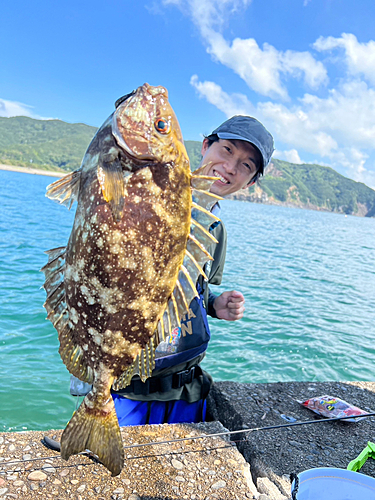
[258,477,287,500]
[211,480,226,489]
[27,471,47,481]
[171,458,184,470]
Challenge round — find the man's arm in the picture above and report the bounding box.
[206,222,245,322]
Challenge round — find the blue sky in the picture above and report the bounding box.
[2,0,375,187]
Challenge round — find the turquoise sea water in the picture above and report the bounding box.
[1,169,374,432]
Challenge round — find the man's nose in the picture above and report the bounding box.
[223,159,236,174]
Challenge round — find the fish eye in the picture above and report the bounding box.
[155,119,171,134]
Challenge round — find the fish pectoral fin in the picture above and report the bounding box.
[46,170,81,209]
[61,388,124,477]
[97,157,125,222]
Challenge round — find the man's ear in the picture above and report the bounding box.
[201,138,210,156]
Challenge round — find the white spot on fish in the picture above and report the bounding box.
[110,244,120,254]
[77,258,85,270]
[80,285,95,305]
[70,308,79,325]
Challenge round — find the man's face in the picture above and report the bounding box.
[200,138,260,197]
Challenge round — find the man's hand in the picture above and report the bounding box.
[213,290,245,321]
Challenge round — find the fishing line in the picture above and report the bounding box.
[0,442,237,472]
[122,412,375,451]
[1,412,374,471]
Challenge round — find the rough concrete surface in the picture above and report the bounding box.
[1,381,375,500]
[207,380,375,498]
[0,421,258,500]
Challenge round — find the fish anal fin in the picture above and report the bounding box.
[187,233,213,265]
[192,188,222,212]
[191,201,220,228]
[112,333,158,390]
[157,317,165,342]
[58,324,94,384]
[61,384,124,476]
[190,164,218,191]
[97,156,125,222]
[183,251,208,280]
[175,279,190,311]
[190,219,218,248]
[46,171,81,209]
[191,175,217,190]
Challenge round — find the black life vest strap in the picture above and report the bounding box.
[119,365,210,397]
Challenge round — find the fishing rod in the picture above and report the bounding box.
[121,412,375,451]
[1,412,374,469]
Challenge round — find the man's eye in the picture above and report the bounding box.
[224,146,231,153]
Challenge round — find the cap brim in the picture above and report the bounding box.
[216,132,266,168]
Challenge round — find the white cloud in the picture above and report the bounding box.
[206,29,327,101]
[162,1,375,188]
[275,149,304,164]
[165,0,327,99]
[314,33,375,86]
[190,74,255,116]
[163,0,252,34]
[206,33,289,100]
[191,76,375,187]
[207,33,327,100]
[0,99,39,118]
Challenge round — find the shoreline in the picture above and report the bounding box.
[0,164,65,178]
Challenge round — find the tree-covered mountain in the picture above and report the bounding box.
[1,117,375,217]
[0,116,97,172]
[184,140,375,217]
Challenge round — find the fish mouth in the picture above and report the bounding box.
[213,170,230,184]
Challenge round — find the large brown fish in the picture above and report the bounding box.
[42,83,221,476]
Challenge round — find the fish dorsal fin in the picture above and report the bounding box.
[113,166,222,389]
[41,246,94,384]
[46,171,81,209]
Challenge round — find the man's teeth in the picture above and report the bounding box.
[215,173,229,184]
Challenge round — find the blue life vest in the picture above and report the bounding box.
[154,283,211,370]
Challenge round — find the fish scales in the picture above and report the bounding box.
[43,83,222,476]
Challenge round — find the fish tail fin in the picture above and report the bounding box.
[61,390,124,476]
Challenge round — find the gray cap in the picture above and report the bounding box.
[211,115,274,170]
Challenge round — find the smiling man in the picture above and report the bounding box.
[111,115,274,426]
[199,115,274,322]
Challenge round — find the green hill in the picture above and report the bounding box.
[236,158,375,217]
[0,116,97,172]
[1,117,375,217]
[184,140,375,217]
